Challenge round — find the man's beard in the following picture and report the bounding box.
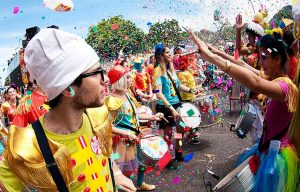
[73,87,104,110]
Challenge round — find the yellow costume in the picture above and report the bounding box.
[0,105,114,192]
[177,70,196,101]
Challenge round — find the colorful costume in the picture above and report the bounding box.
[12,90,48,127]
[132,71,151,94]
[176,55,197,101]
[238,77,299,192]
[1,101,17,125]
[0,105,114,192]
[106,95,140,176]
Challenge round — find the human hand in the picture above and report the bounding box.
[187,30,212,61]
[114,173,137,192]
[208,45,220,54]
[126,131,137,141]
[152,112,164,121]
[236,14,244,30]
[171,108,180,118]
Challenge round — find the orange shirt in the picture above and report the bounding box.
[12,91,48,127]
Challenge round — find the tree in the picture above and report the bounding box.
[86,16,146,59]
[145,19,188,48]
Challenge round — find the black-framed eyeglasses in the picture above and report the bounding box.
[78,67,106,81]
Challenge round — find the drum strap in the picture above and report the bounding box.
[258,123,290,151]
[124,93,141,135]
[167,71,183,102]
[32,120,69,192]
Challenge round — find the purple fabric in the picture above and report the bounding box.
[262,81,293,149]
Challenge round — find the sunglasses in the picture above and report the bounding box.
[78,67,106,81]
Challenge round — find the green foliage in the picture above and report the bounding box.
[86,16,146,59]
[146,19,188,48]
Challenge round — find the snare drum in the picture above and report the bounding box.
[195,94,220,127]
[235,102,263,142]
[137,105,153,126]
[176,102,201,129]
[213,156,254,192]
[137,134,168,167]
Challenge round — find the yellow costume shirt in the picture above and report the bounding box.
[0,113,114,192]
[177,70,196,101]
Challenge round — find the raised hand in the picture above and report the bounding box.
[236,14,244,30]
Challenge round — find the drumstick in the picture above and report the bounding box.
[168,115,201,117]
[162,116,169,123]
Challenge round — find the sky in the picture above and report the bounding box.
[0,0,291,80]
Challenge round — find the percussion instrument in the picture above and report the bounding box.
[235,103,258,139]
[176,102,201,129]
[137,134,168,167]
[137,105,153,126]
[213,156,254,192]
[195,94,220,127]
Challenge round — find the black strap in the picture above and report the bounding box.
[166,71,183,102]
[108,158,116,192]
[124,93,140,134]
[258,123,290,151]
[118,123,140,135]
[32,120,69,192]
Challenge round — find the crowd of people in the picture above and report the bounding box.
[0,6,299,192]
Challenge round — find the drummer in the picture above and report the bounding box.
[188,30,299,191]
[106,65,164,191]
[131,57,153,104]
[153,43,197,168]
[177,55,201,145]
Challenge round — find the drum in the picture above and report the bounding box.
[176,102,201,129]
[137,105,153,126]
[137,134,168,167]
[235,103,261,139]
[213,156,254,192]
[195,94,220,127]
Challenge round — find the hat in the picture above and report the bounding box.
[246,22,265,37]
[25,28,99,100]
[177,56,190,70]
[107,65,130,84]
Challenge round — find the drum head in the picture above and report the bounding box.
[137,106,153,123]
[213,156,253,191]
[176,102,201,128]
[140,134,168,160]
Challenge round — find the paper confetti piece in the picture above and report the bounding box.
[184,153,194,162]
[152,89,159,93]
[111,152,120,161]
[158,151,171,170]
[13,6,19,14]
[112,23,118,30]
[179,140,182,146]
[179,121,186,128]
[42,16,46,20]
[234,49,239,60]
[227,80,232,87]
[93,26,98,32]
[172,176,180,184]
[186,109,195,117]
[169,144,174,150]
[174,132,182,139]
[215,108,221,113]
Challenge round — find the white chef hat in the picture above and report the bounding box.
[25,28,99,100]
